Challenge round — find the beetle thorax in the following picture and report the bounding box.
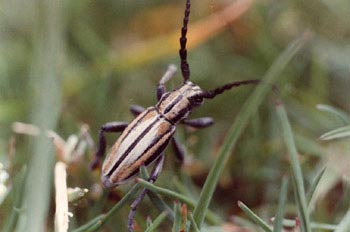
[156,81,204,124]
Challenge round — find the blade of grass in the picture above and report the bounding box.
[136,178,220,225]
[2,166,27,232]
[334,210,350,232]
[306,167,326,206]
[144,211,169,232]
[316,104,350,125]
[238,201,272,232]
[148,190,174,220]
[189,213,200,232]
[311,222,338,230]
[273,177,288,232]
[180,204,188,232]
[276,103,311,232]
[17,0,63,231]
[280,219,338,230]
[192,32,311,229]
[72,215,106,232]
[319,126,350,140]
[172,201,181,232]
[72,184,140,232]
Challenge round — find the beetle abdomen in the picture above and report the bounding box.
[102,107,175,187]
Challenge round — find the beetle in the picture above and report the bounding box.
[90,0,260,231]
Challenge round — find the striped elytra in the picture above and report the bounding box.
[101,82,203,187]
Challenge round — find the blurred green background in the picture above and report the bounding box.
[0,0,349,231]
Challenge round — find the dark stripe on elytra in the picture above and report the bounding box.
[118,109,151,146]
[106,116,160,176]
[135,125,174,162]
[163,94,183,114]
[124,132,172,181]
[170,105,191,123]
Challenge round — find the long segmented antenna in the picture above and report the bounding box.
[200,79,261,99]
[179,0,191,82]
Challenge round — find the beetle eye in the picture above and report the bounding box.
[190,95,203,106]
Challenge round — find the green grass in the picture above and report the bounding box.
[1,0,350,231]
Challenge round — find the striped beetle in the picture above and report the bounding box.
[90,0,259,230]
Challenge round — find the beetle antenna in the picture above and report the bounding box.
[179,0,191,82]
[200,79,261,99]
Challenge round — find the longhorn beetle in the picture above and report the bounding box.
[91,0,260,231]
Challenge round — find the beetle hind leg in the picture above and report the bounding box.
[171,137,185,162]
[90,121,129,170]
[127,155,165,232]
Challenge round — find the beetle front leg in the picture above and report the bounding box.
[182,117,214,128]
[127,155,165,232]
[90,121,129,170]
[156,64,177,100]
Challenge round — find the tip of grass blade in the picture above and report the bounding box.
[276,101,311,232]
[238,201,272,232]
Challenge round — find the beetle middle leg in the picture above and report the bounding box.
[183,117,214,128]
[127,154,165,232]
[172,117,214,162]
[130,105,145,117]
[90,121,129,169]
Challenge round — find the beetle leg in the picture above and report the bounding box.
[182,117,214,128]
[127,155,165,232]
[171,137,185,162]
[156,64,177,100]
[130,105,145,117]
[90,122,129,170]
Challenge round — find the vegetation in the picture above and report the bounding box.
[0,0,349,231]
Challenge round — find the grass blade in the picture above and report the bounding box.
[276,103,311,232]
[306,167,326,206]
[136,178,220,225]
[319,126,350,140]
[273,177,288,232]
[2,166,27,232]
[316,104,350,125]
[192,32,310,228]
[17,0,63,231]
[172,201,181,232]
[144,211,169,232]
[238,201,272,232]
[334,210,350,232]
[189,213,200,232]
[72,184,140,232]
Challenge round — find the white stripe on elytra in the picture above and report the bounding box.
[113,117,163,174]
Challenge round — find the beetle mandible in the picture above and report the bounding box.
[91,0,259,230]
